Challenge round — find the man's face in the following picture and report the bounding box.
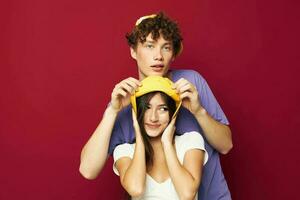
[130,34,175,80]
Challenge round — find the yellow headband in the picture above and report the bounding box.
[131,76,182,118]
[135,14,157,26]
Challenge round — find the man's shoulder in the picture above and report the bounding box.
[171,69,205,83]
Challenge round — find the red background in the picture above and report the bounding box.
[1,0,299,199]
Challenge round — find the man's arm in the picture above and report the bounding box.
[79,106,118,179]
[174,78,233,154]
[192,107,232,154]
[79,77,141,179]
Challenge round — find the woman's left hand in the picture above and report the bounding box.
[161,117,177,145]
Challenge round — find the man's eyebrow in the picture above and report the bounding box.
[145,40,155,43]
[163,42,172,46]
[144,39,172,46]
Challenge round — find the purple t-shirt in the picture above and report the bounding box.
[108,69,231,200]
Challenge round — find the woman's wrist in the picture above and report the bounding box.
[162,140,174,149]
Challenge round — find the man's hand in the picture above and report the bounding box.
[110,77,141,113]
[173,78,203,114]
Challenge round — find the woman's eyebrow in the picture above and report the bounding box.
[158,104,168,106]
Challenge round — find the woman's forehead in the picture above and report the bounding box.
[148,93,167,105]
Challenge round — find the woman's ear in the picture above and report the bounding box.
[130,47,137,60]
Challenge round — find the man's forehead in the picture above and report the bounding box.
[144,34,172,44]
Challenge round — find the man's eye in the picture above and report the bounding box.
[146,44,154,48]
[163,46,172,51]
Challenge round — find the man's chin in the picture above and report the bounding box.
[146,70,168,77]
[139,69,169,79]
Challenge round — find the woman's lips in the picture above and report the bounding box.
[145,123,161,129]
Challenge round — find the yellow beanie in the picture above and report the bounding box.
[131,76,181,118]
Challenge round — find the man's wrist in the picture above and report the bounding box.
[194,106,207,117]
[105,105,119,117]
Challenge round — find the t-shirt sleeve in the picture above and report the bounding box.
[108,106,135,155]
[194,71,229,125]
[108,116,124,155]
[178,131,209,165]
[112,143,134,176]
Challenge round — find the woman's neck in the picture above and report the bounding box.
[147,136,171,182]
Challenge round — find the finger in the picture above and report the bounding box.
[169,116,177,125]
[131,109,141,132]
[172,79,180,89]
[177,83,194,94]
[117,81,135,95]
[173,79,191,93]
[131,108,137,122]
[120,78,141,93]
[179,91,193,100]
[173,78,187,88]
[112,88,128,98]
[126,77,142,87]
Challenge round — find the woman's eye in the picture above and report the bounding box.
[146,105,151,109]
[159,106,169,111]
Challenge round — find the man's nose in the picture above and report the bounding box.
[153,48,163,61]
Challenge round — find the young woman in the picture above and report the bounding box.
[113,76,208,200]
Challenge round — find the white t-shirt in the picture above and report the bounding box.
[113,131,208,200]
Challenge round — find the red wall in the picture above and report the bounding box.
[1,0,299,199]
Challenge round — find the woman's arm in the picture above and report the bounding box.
[114,111,146,197]
[162,119,204,200]
[164,145,204,200]
[79,77,141,179]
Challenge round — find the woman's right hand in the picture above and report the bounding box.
[131,109,142,139]
[110,77,141,113]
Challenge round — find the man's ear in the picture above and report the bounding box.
[171,55,176,62]
[130,47,137,60]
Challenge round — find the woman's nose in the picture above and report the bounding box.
[150,109,158,122]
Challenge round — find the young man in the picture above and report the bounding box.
[80,12,233,199]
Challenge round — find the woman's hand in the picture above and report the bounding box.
[161,117,177,145]
[110,77,141,113]
[132,109,142,140]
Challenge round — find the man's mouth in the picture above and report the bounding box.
[150,64,164,72]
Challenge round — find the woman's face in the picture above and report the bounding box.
[143,93,170,137]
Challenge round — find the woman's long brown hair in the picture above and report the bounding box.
[135,91,176,166]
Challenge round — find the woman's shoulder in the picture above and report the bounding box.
[175,131,204,144]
